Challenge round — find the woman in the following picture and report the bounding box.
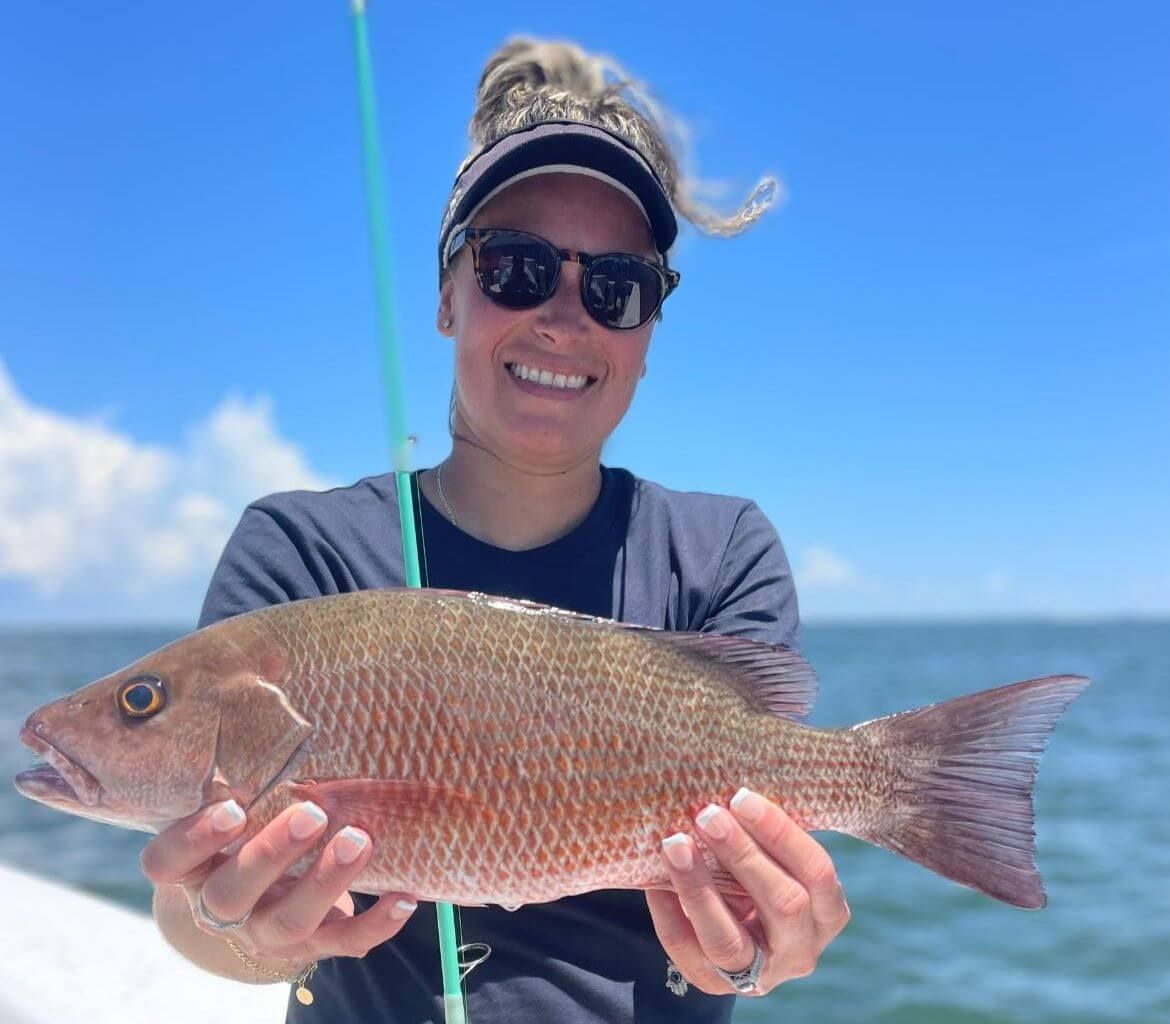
[142,38,850,1024]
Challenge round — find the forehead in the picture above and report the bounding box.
[473,173,657,256]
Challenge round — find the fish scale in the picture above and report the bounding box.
[236,593,799,903]
[16,588,1087,910]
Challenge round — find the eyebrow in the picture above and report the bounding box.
[473,224,659,260]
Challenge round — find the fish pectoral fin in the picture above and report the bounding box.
[287,778,483,834]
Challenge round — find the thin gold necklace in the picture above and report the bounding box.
[435,462,458,528]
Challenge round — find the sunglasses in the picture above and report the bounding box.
[445,228,680,330]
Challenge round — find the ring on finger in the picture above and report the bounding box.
[197,888,252,932]
[712,940,766,995]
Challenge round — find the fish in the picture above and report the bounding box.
[14,588,1088,910]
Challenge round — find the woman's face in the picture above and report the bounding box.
[440,173,659,473]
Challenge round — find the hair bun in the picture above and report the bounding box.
[476,38,608,115]
[463,36,780,240]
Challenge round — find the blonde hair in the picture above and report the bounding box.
[461,37,779,242]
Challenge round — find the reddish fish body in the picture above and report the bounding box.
[16,589,1087,910]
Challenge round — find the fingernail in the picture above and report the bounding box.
[210,799,245,833]
[334,827,369,865]
[730,787,765,824]
[391,898,417,920]
[696,804,730,840]
[662,833,693,871]
[289,801,328,840]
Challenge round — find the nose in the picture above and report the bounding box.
[533,263,589,341]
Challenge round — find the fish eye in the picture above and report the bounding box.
[117,675,166,720]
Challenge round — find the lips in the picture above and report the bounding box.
[16,724,102,807]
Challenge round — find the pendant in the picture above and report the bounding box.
[295,985,314,1006]
[665,959,688,997]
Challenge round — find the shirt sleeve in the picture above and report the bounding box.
[701,502,801,651]
[197,506,324,629]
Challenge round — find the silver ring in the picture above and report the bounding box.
[196,889,252,933]
[712,941,765,995]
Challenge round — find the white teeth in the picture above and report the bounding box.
[508,363,590,390]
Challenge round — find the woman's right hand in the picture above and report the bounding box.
[141,799,417,971]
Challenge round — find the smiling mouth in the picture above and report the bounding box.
[506,362,597,392]
[16,725,102,807]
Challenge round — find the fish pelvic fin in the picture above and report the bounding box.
[848,674,1088,909]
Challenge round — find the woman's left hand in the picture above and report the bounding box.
[646,787,850,997]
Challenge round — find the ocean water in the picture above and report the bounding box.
[1,621,1166,1023]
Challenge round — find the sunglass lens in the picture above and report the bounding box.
[477,235,558,308]
[585,257,663,329]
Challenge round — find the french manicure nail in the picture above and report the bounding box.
[730,787,765,823]
[391,898,417,920]
[289,801,328,841]
[334,827,369,865]
[662,833,693,871]
[210,799,245,833]
[696,804,730,840]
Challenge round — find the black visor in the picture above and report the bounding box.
[438,121,679,276]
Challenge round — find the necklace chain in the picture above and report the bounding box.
[435,462,458,528]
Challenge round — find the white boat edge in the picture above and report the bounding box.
[0,862,288,1024]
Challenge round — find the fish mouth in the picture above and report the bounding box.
[16,725,102,808]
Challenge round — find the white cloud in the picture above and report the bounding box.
[797,545,860,590]
[0,361,334,598]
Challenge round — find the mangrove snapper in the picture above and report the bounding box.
[15,589,1087,909]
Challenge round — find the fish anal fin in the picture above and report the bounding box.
[638,850,751,906]
[705,862,750,904]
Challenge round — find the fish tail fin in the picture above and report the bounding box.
[849,674,1088,909]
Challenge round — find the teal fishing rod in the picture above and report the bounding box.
[348,3,469,1022]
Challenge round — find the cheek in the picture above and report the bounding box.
[612,333,652,388]
[106,716,217,817]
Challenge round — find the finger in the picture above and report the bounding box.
[694,802,811,929]
[248,827,375,951]
[660,832,759,978]
[140,799,247,886]
[645,888,724,994]
[309,893,418,959]
[692,801,822,986]
[645,888,695,957]
[728,789,850,934]
[198,801,329,930]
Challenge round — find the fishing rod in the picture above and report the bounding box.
[348,3,470,1022]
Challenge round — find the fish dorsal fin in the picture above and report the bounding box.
[427,590,818,722]
[646,631,818,721]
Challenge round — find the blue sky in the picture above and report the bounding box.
[1,2,1166,624]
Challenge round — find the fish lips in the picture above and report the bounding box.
[15,723,103,808]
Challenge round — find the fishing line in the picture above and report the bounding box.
[347,3,477,1021]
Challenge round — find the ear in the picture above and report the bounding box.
[438,278,455,336]
[214,678,313,807]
